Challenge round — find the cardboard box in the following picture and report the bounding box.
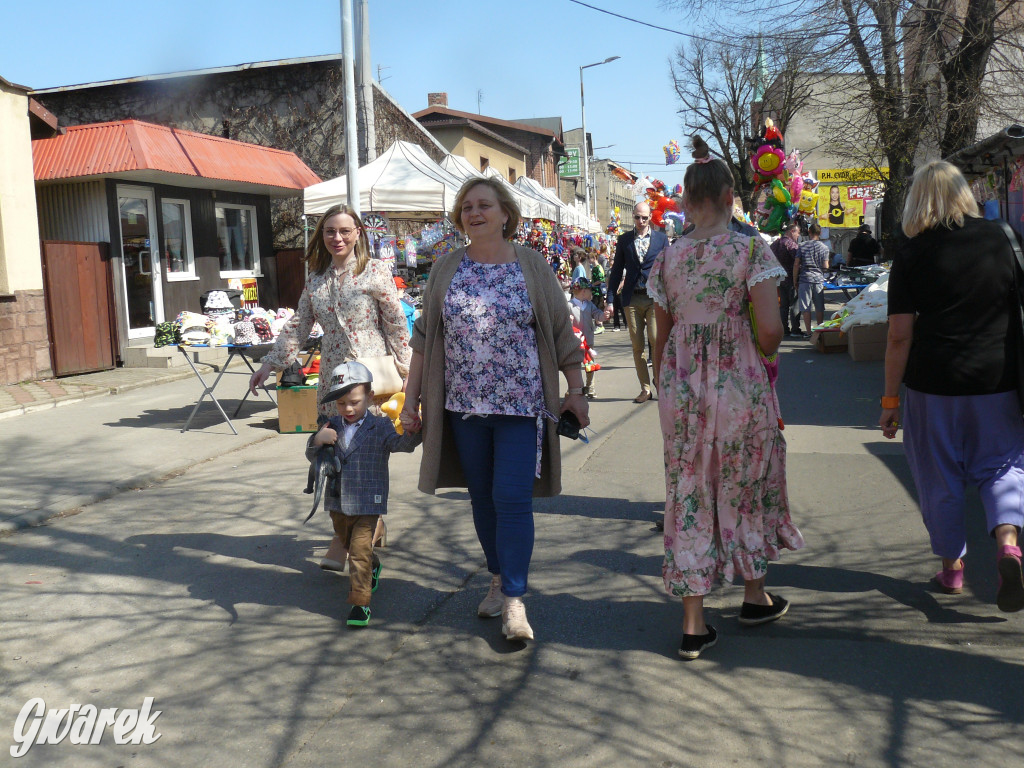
[277,385,318,433]
[847,322,889,362]
[811,329,847,353]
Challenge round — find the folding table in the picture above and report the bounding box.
[176,344,276,435]
[822,280,871,301]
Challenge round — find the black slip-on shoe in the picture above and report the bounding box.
[678,624,718,660]
[738,593,790,626]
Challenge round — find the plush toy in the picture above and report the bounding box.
[381,392,406,435]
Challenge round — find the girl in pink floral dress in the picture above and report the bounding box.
[649,137,804,660]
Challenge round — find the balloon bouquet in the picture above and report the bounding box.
[642,178,681,232]
[746,118,818,234]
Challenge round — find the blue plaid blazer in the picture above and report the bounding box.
[305,413,421,516]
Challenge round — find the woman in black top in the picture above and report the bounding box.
[880,160,1024,612]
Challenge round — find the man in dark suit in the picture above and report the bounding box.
[606,201,669,403]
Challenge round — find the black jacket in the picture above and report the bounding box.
[608,228,669,309]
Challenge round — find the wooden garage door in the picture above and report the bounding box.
[40,241,117,376]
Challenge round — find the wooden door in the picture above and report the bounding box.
[275,249,306,309]
[40,241,117,376]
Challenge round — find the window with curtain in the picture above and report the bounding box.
[216,203,260,276]
[161,199,196,280]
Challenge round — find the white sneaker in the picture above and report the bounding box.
[478,574,503,618]
[501,596,534,641]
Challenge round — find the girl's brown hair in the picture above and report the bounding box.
[305,205,372,276]
[683,135,735,206]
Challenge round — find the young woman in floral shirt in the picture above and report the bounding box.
[250,204,410,570]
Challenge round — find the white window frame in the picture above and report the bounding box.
[215,202,262,278]
[161,198,198,282]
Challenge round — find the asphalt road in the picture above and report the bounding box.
[2,330,1022,767]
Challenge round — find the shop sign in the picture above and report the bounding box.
[240,277,259,308]
[817,167,888,183]
[559,147,581,178]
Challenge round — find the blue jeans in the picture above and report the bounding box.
[448,411,538,597]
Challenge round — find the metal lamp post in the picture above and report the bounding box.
[579,56,620,220]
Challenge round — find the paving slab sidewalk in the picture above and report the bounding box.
[0,361,280,533]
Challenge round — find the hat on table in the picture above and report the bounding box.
[320,361,373,404]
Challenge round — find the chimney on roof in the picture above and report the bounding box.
[428,92,448,108]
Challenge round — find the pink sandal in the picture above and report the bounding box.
[996,545,1024,612]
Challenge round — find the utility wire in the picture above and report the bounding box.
[566,0,841,47]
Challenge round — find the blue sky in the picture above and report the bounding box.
[0,0,702,190]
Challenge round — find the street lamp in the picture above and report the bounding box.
[580,56,620,220]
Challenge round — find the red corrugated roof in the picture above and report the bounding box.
[32,119,321,191]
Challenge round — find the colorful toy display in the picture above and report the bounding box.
[744,117,816,234]
[640,178,680,230]
[607,206,623,236]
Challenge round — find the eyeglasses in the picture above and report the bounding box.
[324,228,357,237]
[634,215,650,221]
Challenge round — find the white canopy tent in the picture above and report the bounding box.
[303,140,463,215]
[440,155,558,222]
[440,153,484,183]
[481,167,559,221]
[513,176,574,227]
[514,175,601,232]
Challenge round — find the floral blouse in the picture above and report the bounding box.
[443,254,544,417]
[263,258,411,417]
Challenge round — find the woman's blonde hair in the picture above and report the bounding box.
[305,205,372,276]
[901,160,980,238]
[452,178,521,240]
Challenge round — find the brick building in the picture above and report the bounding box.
[0,75,60,385]
[413,95,567,194]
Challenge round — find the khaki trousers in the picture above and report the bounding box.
[329,511,380,606]
[625,293,657,392]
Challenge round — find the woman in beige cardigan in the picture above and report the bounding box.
[401,178,587,643]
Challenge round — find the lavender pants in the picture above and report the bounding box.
[903,389,1024,559]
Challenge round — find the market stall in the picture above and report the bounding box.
[303,140,464,276]
[946,124,1024,236]
[303,140,463,214]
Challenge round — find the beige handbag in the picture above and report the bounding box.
[356,355,404,397]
